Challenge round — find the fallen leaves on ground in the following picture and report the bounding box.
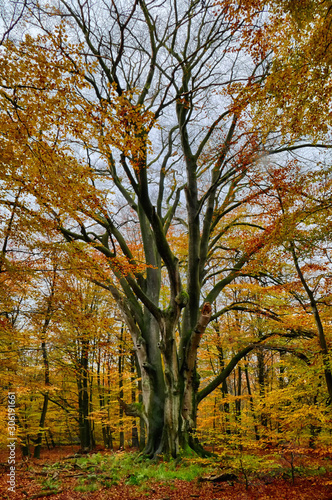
[1,447,332,500]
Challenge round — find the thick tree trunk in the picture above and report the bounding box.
[135,364,145,449]
[121,304,212,458]
[158,324,181,457]
[120,303,276,458]
[180,303,212,455]
[135,316,165,457]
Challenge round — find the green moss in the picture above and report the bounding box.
[175,290,189,306]
[37,448,332,493]
[51,451,214,489]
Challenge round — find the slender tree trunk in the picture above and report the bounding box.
[48,428,55,449]
[77,337,92,451]
[130,353,139,448]
[97,348,106,447]
[217,344,230,435]
[97,347,113,449]
[65,413,74,447]
[33,393,49,458]
[34,339,50,458]
[309,378,322,448]
[277,351,286,435]
[235,365,242,421]
[106,336,114,449]
[212,397,217,452]
[291,244,332,401]
[222,379,231,436]
[257,350,268,431]
[244,357,260,441]
[119,325,125,449]
[17,413,30,457]
[89,366,95,450]
[34,272,56,459]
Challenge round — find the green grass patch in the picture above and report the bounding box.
[40,448,332,492]
[55,451,216,489]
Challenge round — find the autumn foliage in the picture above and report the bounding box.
[0,0,332,497]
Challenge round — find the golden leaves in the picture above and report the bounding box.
[249,1,332,141]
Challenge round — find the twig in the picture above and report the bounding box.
[29,490,62,499]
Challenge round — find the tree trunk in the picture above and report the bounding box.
[120,302,213,458]
[119,325,125,449]
[309,378,322,448]
[139,389,145,450]
[33,394,49,458]
[291,244,332,401]
[131,353,139,448]
[48,428,55,449]
[34,339,50,459]
[77,337,93,451]
[34,271,55,459]
[97,345,113,449]
[89,367,96,450]
[121,301,274,458]
[244,357,259,441]
[235,365,242,422]
[17,413,30,457]
[217,343,230,435]
[257,350,267,429]
[134,314,166,457]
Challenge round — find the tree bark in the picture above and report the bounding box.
[244,357,260,441]
[34,269,56,459]
[118,325,125,449]
[130,353,139,448]
[77,337,93,451]
[291,244,332,401]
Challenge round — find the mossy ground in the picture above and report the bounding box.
[1,445,332,499]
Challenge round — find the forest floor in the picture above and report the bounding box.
[1,446,332,500]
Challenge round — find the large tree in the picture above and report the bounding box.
[1,0,331,457]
